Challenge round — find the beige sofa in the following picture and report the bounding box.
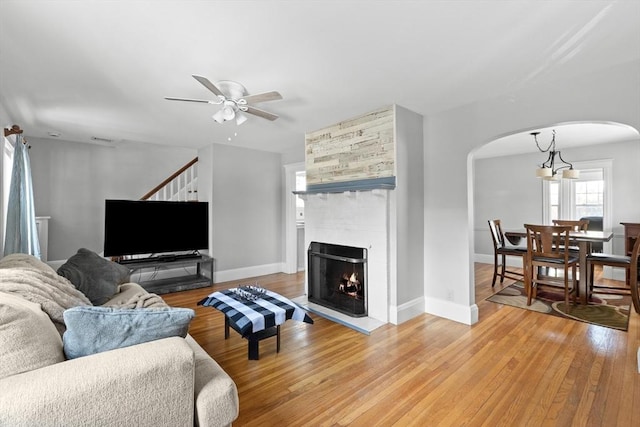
[0,253,239,426]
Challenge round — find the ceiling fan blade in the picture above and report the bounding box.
[192,75,224,97]
[241,91,282,104]
[245,105,279,121]
[164,96,213,103]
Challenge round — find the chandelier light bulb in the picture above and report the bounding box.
[536,167,553,178]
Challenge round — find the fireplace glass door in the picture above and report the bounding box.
[307,242,367,317]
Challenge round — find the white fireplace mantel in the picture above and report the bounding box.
[302,104,425,328]
[304,189,392,324]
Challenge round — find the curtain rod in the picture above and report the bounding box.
[4,125,23,137]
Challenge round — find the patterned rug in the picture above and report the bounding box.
[486,281,631,331]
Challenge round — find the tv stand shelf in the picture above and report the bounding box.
[121,255,213,295]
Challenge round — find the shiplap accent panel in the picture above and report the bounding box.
[305,106,395,185]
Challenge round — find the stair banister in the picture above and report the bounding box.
[141,157,198,201]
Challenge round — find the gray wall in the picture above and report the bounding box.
[199,143,283,272]
[473,139,640,258]
[0,104,11,255]
[394,105,425,306]
[28,137,197,260]
[424,59,640,323]
[11,130,283,276]
[297,226,305,271]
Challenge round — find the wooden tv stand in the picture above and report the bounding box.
[120,254,213,294]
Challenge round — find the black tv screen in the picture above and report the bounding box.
[103,199,209,257]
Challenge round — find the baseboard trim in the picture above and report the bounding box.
[475,253,523,268]
[424,297,479,325]
[389,297,425,325]
[213,263,285,284]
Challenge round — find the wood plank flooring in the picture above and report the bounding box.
[162,263,640,426]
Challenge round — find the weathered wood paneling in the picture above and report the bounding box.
[305,106,395,185]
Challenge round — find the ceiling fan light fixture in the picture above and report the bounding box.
[221,104,236,121]
[212,109,226,123]
[168,75,282,124]
[235,110,248,125]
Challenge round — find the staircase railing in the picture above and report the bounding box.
[141,157,198,201]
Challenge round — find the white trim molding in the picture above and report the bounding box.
[283,162,305,274]
[389,296,425,325]
[213,262,285,284]
[424,297,479,325]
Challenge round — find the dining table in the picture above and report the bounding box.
[504,229,614,305]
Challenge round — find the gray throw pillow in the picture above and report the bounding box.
[57,248,131,305]
[62,306,194,359]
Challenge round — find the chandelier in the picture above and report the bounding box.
[532,130,579,180]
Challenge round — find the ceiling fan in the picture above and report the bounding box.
[165,75,282,125]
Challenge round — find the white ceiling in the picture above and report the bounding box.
[1,1,639,156]
[473,122,640,159]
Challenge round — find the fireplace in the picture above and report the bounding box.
[307,242,367,317]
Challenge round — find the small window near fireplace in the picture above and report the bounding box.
[295,171,306,224]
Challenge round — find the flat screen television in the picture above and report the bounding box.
[103,199,209,258]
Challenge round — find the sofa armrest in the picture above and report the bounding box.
[186,335,239,427]
[0,337,195,427]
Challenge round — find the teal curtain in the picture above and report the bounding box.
[4,134,40,258]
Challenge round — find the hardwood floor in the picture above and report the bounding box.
[162,264,640,426]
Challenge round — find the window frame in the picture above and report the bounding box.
[542,158,613,246]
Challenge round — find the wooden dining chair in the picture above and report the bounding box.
[524,224,579,307]
[552,219,590,253]
[587,233,640,313]
[488,219,526,287]
[552,219,590,231]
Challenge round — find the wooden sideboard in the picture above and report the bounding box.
[621,222,640,256]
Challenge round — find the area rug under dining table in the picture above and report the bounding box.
[487,281,631,331]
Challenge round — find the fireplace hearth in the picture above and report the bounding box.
[307,242,367,317]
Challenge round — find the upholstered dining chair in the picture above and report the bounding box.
[524,224,579,308]
[580,216,603,252]
[488,219,526,287]
[587,234,640,313]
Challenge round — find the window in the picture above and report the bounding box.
[543,160,612,229]
[295,171,306,224]
[574,173,604,218]
[2,134,16,240]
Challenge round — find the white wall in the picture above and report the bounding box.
[28,137,197,260]
[424,59,640,325]
[473,139,640,261]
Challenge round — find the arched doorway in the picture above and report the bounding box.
[469,121,639,304]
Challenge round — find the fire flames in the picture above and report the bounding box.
[338,272,362,298]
